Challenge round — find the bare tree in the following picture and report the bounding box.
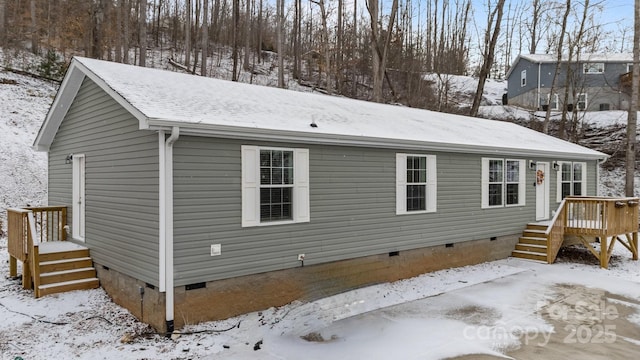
[185,0,191,66]
[0,0,6,47]
[367,0,399,102]
[243,0,250,70]
[139,0,147,66]
[276,0,284,87]
[311,0,332,93]
[232,0,239,81]
[31,0,38,54]
[470,0,506,117]
[201,0,209,75]
[124,0,131,63]
[626,0,640,197]
[543,0,571,135]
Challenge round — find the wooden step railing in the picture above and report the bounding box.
[7,206,68,292]
[544,196,639,267]
[545,199,567,264]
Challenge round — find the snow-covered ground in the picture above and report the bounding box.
[1,235,639,359]
[1,50,639,359]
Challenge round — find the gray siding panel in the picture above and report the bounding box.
[172,137,599,286]
[48,77,159,285]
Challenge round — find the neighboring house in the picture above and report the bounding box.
[34,57,607,332]
[506,53,633,111]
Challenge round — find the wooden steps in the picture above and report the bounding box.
[35,242,99,297]
[511,223,549,263]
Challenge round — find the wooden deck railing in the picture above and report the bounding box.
[545,196,639,266]
[7,206,67,292]
[564,196,639,237]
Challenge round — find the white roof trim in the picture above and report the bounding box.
[33,58,149,151]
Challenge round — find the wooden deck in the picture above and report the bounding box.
[6,207,99,297]
[512,196,639,268]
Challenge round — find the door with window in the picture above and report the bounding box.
[72,154,86,241]
[536,162,550,221]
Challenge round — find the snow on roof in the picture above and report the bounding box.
[520,53,633,63]
[35,57,607,160]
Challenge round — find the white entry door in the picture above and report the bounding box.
[72,154,86,241]
[535,162,550,221]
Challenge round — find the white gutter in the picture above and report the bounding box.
[164,126,179,333]
[146,122,608,161]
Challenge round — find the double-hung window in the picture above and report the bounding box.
[241,146,310,227]
[481,158,526,208]
[557,161,587,202]
[576,93,587,111]
[396,154,437,214]
[521,70,527,87]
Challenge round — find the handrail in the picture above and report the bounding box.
[545,199,567,264]
[6,206,67,289]
[544,196,639,264]
[27,211,42,296]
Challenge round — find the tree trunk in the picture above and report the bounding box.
[201,0,209,75]
[139,0,147,66]
[243,0,250,70]
[626,0,640,197]
[0,0,6,47]
[470,0,505,117]
[530,0,539,54]
[185,0,192,66]
[124,0,131,63]
[543,0,571,134]
[276,0,284,87]
[232,0,239,81]
[31,0,38,54]
[367,0,399,102]
[115,0,123,62]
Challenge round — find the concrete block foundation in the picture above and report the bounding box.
[95,235,518,332]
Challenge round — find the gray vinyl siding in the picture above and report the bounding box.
[172,136,599,286]
[48,77,160,286]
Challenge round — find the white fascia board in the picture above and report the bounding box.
[73,60,149,129]
[33,61,85,151]
[147,119,608,161]
[33,58,150,152]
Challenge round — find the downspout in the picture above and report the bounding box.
[537,62,541,110]
[164,126,179,334]
[159,131,166,293]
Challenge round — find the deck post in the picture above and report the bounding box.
[9,255,17,277]
[634,232,638,261]
[600,237,609,269]
[22,257,32,290]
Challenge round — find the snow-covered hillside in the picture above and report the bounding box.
[0,69,53,235]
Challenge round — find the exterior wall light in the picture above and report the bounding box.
[65,154,74,164]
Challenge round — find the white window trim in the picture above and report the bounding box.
[577,93,588,111]
[396,153,437,215]
[583,62,604,74]
[556,161,587,203]
[481,158,526,209]
[241,145,310,227]
[628,63,634,73]
[72,154,86,241]
[521,70,527,87]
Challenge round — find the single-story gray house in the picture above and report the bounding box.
[34,57,607,332]
[506,53,633,111]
